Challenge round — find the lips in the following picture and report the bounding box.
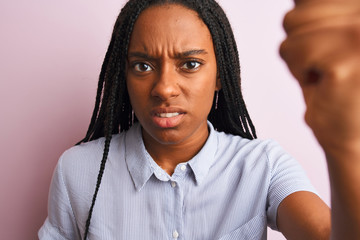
[151,107,186,128]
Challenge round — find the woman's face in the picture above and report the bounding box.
[126,4,220,146]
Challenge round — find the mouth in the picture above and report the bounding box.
[155,112,181,118]
[151,108,186,128]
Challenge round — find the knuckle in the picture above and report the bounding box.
[279,39,289,61]
[326,65,345,83]
[323,57,354,84]
[282,9,297,33]
[304,110,313,128]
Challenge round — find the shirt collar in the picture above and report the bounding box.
[125,122,218,191]
[187,122,218,185]
[125,123,154,191]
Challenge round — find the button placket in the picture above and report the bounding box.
[180,164,187,171]
[168,164,185,240]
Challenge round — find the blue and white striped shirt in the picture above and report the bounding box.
[39,122,316,239]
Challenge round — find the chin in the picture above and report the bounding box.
[151,130,187,145]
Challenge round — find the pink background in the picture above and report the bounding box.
[0,1,329,239]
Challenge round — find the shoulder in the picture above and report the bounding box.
[57,133,125,183]
[213,131,317,230]
[213,130,307,182]
[62,137,105,161]
[215,130,288,167]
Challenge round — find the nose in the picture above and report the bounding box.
[151,65,181,101]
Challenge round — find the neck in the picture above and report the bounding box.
[141,127,209,175]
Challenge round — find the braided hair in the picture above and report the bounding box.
[78,0,257,238]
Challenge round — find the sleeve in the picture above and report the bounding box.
[38,155,81,240]
[265,141,318,231]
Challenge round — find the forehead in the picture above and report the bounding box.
[128,4,214,55]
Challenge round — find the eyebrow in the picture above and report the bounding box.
[175,49,208,58]
[128,49,208,60]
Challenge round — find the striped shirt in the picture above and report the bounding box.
[38,122,316,239]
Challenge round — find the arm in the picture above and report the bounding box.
[279,0,360,239]
[277,191,331,240]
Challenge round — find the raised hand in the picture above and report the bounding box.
[280,0,360,238]
[280,0,360,156]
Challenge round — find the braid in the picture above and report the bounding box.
[83,38,122,239]
[81,2,148,238]
[83,127,111,239]
[80,0,257,237]
[201,0,257,139]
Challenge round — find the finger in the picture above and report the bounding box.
[282,33,360,147]
[303,54,360,145]
[283,2,360,36]
[280,23,360,86]
[294,0,357,7]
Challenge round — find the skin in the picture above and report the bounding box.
[126,1,360,239]
[126,4,220,175]
[280,0,360,239]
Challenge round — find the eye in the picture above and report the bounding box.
[181,61,201,71]
[133,62,153,72]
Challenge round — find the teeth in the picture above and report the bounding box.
[157,112,180,118]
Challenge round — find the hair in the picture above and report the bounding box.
[77,0,257,238]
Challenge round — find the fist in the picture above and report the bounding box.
[280,0,360,155]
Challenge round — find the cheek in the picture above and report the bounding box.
[126,78,143,109]
[187,76,217,109]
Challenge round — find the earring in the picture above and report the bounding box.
[131,110,135,125]
[215,91,219,110]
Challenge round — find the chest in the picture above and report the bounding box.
[86,171,269,240]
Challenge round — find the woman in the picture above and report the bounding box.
[39,0,360,239]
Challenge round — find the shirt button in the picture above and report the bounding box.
[180,165,187,171]
[173,230,179,239]
[171,181,176,188]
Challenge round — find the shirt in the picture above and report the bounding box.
[38,122,316,240]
